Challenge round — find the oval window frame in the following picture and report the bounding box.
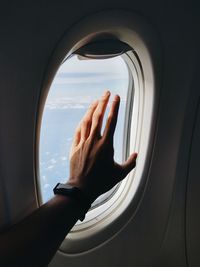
[38,53,130,207]
[35,10,161,254]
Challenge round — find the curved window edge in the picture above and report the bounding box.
[34,9,162,254]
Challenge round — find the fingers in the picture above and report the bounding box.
[90,91,110,137]
[71,100,98,149]
[119,153,138,178]
[80,100,98,142]
[72,91,117,148]
[103,95,120,141]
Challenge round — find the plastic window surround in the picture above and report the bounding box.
[35,10,161,254]
[38,39,134,209]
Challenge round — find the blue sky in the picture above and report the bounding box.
[39,55,129,202]
[46,55,129,106]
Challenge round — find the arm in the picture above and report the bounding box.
[0,91,137,267]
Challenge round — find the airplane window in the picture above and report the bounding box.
[39,55,130,207]
[35,11,158,251]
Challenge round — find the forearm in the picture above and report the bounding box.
[0,195,80,267]
[0,92,137,267]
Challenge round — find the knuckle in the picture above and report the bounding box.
[79,139,85,148]
[101,97,107,102]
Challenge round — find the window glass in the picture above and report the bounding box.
[39,55,129,203]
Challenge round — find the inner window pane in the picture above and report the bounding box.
[39,55,129,203]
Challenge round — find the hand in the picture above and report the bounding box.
[68,91,137,202]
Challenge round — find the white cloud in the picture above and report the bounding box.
[46,165,54,170]
[45,102,86,110]
[45,95,93,110]
[45,94,126,110]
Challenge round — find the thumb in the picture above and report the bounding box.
[120,153,138,178]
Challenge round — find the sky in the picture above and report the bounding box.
[46,55,129,104]
[39,55,130,203]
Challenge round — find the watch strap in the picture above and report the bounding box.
[53,183,91,221]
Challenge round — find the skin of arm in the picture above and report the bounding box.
[0,91,137,267]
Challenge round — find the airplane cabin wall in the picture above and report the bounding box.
[0,1,199,266]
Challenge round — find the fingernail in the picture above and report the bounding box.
[104,90,110,97]
[114,95,120,101]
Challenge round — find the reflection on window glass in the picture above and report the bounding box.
[39,55,129,203]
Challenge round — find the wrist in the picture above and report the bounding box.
[53,182,92,221]
[66,180,97,204]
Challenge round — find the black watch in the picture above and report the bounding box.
[53,183,91,221]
